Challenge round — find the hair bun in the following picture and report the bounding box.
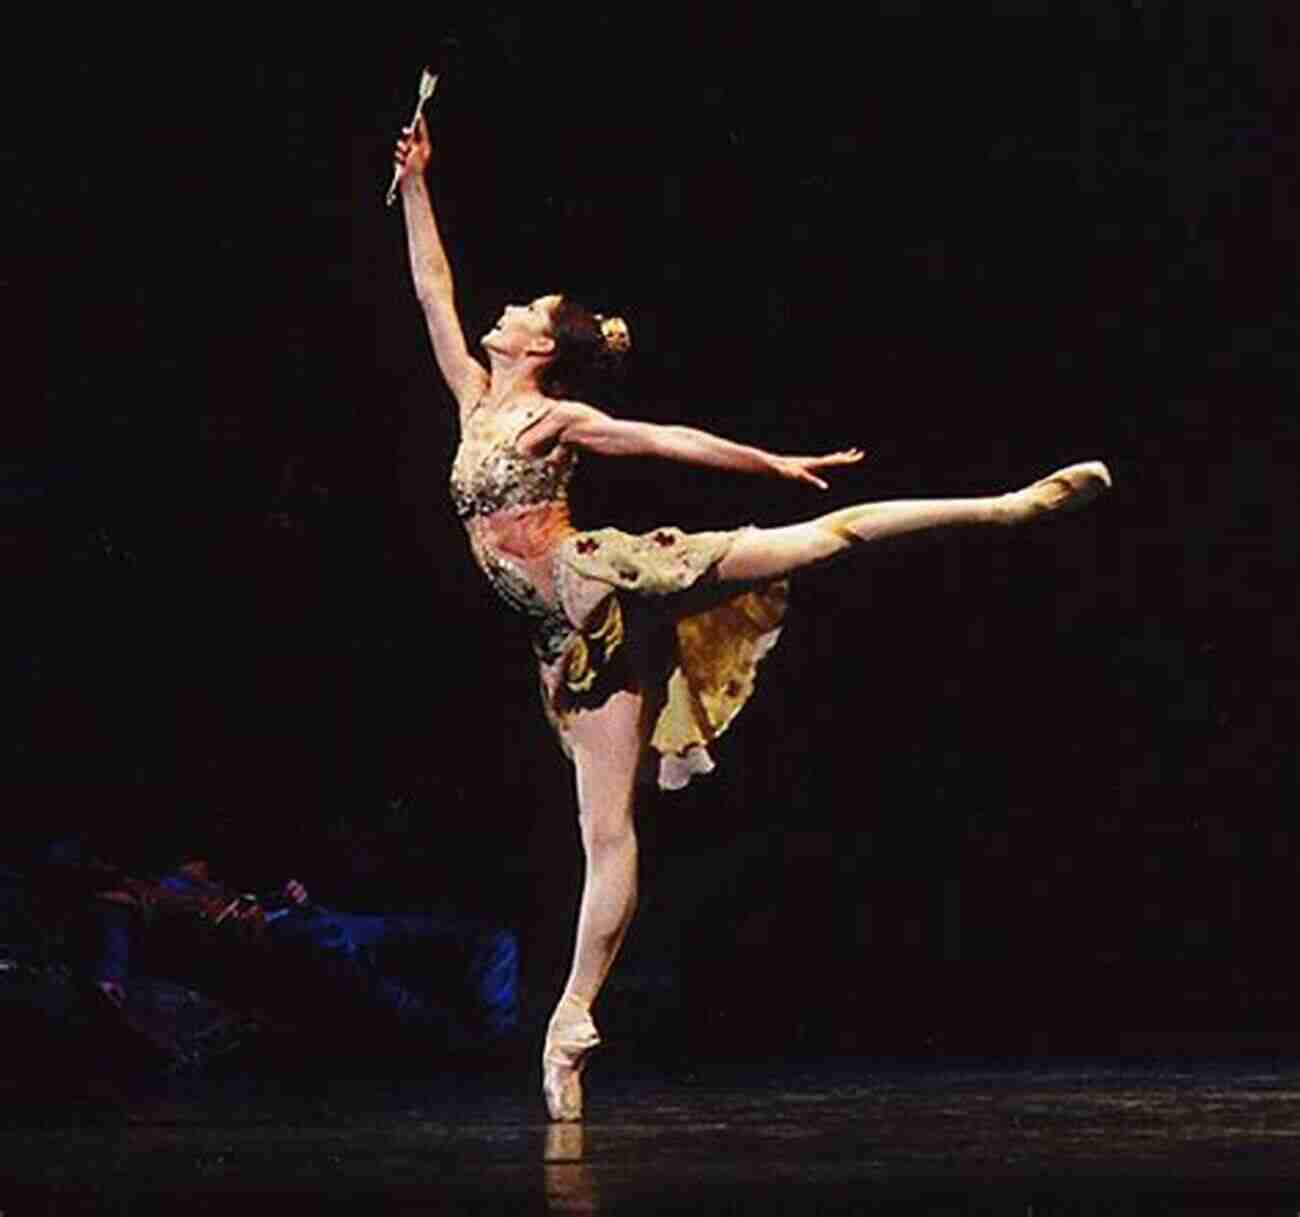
[595,314,631,355]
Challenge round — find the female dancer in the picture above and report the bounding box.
[392,114,1110,1120]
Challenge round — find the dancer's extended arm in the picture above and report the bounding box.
[396,115,488,415]
[552,402,863,490]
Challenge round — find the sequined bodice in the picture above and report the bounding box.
[450,401,578,521]
[449,399,579,663]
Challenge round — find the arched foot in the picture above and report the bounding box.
[996,460,1113,524]
[542,995,602,1122]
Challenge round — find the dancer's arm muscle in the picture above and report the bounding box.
[397,117,487,416]
[552,403,863,489]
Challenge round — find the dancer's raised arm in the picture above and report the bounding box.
[395,115,488,416]
[549,401,864,490]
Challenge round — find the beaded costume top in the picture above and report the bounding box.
[449,400,577,521]
[449,398,579,662]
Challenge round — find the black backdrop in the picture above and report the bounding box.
[8,5,1296,1055]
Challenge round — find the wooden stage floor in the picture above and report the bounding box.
[2,1057,1297,1213]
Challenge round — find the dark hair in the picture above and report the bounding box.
[539,297,629,400]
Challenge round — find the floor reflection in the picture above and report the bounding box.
[543,1121,597,1214]
[1,1061,1297,1212]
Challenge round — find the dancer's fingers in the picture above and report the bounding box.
[815,449,864,466]
[777,457,831,489]
[788,450,862,470]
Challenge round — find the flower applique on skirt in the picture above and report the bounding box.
[546,525,789,790]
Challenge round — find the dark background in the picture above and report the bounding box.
[6,5,1296,1058]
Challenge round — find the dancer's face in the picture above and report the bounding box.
[483,294,562,357]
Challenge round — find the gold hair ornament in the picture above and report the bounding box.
[595,314,631,354]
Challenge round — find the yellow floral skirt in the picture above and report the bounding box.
[541,525,788,791]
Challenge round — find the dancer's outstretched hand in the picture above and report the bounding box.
[771,448,865,490]
[393,113,432,188]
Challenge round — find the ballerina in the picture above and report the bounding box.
[392,112,1110,1120]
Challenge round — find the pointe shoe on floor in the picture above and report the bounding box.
[542,998,601,1122]
[1000,460,1112,524]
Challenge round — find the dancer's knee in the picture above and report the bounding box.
[817,506,873,547]
[578,809,636,858]
[782,517,858,568]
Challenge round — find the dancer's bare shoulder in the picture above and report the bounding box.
[514,395,577,457]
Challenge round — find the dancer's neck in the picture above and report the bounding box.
[482,353,546,411]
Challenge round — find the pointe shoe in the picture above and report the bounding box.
[999,460,1112,524]
[542,997,601,1122]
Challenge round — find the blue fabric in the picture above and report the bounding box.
[266,906,520,1042]
[83,872,519,1049]
[92,902,133,985]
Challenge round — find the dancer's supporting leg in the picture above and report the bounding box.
[716,461,1111,583]
[543,687,647,1122]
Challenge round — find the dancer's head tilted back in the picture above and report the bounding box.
[482,294,630,399]
[541,298,631,399]
[481,295,564,362]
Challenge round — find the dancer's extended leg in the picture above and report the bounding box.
[716,461,1110,583]
[543,688,646,1121]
